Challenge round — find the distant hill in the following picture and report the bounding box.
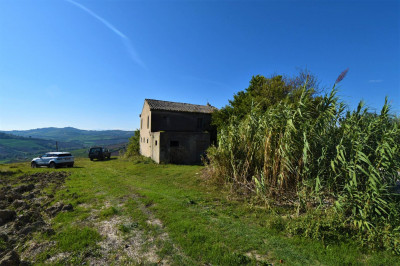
[3,127,134,146]
[0,127,134,163]
[0,132,76,163]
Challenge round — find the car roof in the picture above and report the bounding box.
[46,152,71,155]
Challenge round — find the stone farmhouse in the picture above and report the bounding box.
[139,99,216,164]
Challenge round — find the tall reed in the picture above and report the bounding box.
[206,84,400,252]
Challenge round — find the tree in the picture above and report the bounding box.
[212,71,321,130]
[124,129,140,157]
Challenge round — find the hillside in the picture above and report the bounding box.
[3,127,134,146]
[0,132,82,163]
[0,128,134,163]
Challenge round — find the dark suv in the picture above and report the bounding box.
[89,147,111,161]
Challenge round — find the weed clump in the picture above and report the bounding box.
[118,222,139,233]
[100,206,121,218]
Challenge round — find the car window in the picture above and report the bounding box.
[58,153,71,157]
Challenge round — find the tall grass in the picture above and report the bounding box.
[206,85,400,252]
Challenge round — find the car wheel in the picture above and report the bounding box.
[49,162,56,169]
[69,163,74,168]
[90,158,93,161]
[31,162,37,168]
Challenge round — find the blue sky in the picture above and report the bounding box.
[0,0,399,131]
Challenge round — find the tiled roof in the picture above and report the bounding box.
[145,99,217,114]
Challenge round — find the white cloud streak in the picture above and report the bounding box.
[65,0,146,69]
[368,79,383,83]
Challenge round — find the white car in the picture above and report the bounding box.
[31,152,74,168]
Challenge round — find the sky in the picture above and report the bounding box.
[0,0,399,131]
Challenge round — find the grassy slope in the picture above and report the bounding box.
[0,136,56,152]
[0,138,55,163]
[0,139,48,150]
[1,158,397,265]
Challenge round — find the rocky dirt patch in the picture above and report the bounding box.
[90,215,162,265]
[83,196,188,265]
[75,200,161,264]
[0,171,71,265]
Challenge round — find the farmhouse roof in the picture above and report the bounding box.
[145,99,217,114]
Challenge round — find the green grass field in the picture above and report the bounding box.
[0,158,398,265]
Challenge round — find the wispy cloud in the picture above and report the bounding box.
[65,0,146,69]
[368,79,383,83]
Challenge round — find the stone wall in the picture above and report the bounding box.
[151,110,212,132]
[158,132,210,164]
[139,101,152,157]
[150,132,161,163]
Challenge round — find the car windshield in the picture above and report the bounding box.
[90,148,101,153]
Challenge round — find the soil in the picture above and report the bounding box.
[0,171,70,265]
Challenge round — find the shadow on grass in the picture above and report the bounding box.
[90,157,118,162]
[33,166,85,169]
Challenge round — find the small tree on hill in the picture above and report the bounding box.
[124,129,140,157]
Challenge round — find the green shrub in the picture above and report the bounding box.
[287,209,354,244]
[124,129,140,158]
